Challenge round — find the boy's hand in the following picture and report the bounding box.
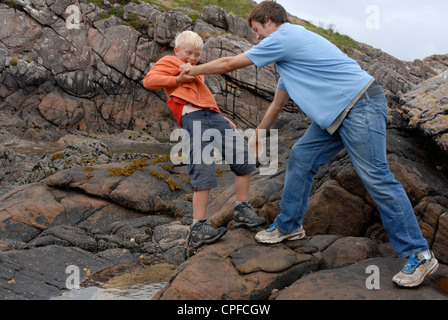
[176,68,196,84]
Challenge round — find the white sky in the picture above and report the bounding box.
[254,0,448,61]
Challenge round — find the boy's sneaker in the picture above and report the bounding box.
[233,202,266,228]
[392,251,439,287]
[187,219,227,256]
[255,223,306,244]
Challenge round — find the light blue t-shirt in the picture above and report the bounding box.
[245,23,373,130]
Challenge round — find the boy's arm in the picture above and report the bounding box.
[180,53,253,76]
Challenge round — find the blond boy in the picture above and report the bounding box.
[143,31,265,253]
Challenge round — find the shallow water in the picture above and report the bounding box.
[52,282,167,300]
[3,140,66,157]
[5,139,173,158]
[52,261,177,301]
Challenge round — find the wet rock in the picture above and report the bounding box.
[0,164,194,299]
[29,225,98,252]
[0,183,110,242]
[0,245,134,300]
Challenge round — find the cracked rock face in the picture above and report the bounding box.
[0,1,274,141]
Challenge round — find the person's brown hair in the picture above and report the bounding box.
[247,1,290,27]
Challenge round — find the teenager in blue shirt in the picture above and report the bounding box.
[181,1,438,287]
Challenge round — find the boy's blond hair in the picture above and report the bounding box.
[175,31,204,50]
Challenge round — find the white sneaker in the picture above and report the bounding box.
[392,251,439,287]
[255,224,306,244]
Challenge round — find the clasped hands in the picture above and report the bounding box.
[177,63,196,84]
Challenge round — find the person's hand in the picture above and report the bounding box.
[176,68,196,84]
[179,63,192,73]
[248,131,264,157]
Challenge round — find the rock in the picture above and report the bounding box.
[154,228,321,300]
[273,258,448,300]
[202,5,228,29]
[88,24,139,74]
[0,183,110,242]
[154,11,193,45]
[0,245,134,300]
[154,230,393,300]
[0,7,42,52]
[0,147,199,299]
[399,70,448,157]
[38,92,85,128]
[304,180,373,237]
[320,237,380,268]
[432,213,448,265]
[29,225,98,251]
[1,0,446,142]
[44,158,192,216]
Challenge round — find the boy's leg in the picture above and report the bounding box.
[206,112,265,228]
[183,111,226,254]
[192,189,211,221]
[235,174,251,202]
[188,188,227,253]
[233,173,266,228]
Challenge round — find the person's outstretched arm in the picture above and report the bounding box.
[180,53,254,76]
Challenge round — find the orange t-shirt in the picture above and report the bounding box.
[143,55,221,126]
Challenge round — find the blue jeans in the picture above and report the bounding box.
[275,89,429,258]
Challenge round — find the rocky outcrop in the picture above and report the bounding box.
[399,70,448,157]
[0,0,277,141]
[154,228,448,300]
[0,147,194,299]
[2,1,445,140]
